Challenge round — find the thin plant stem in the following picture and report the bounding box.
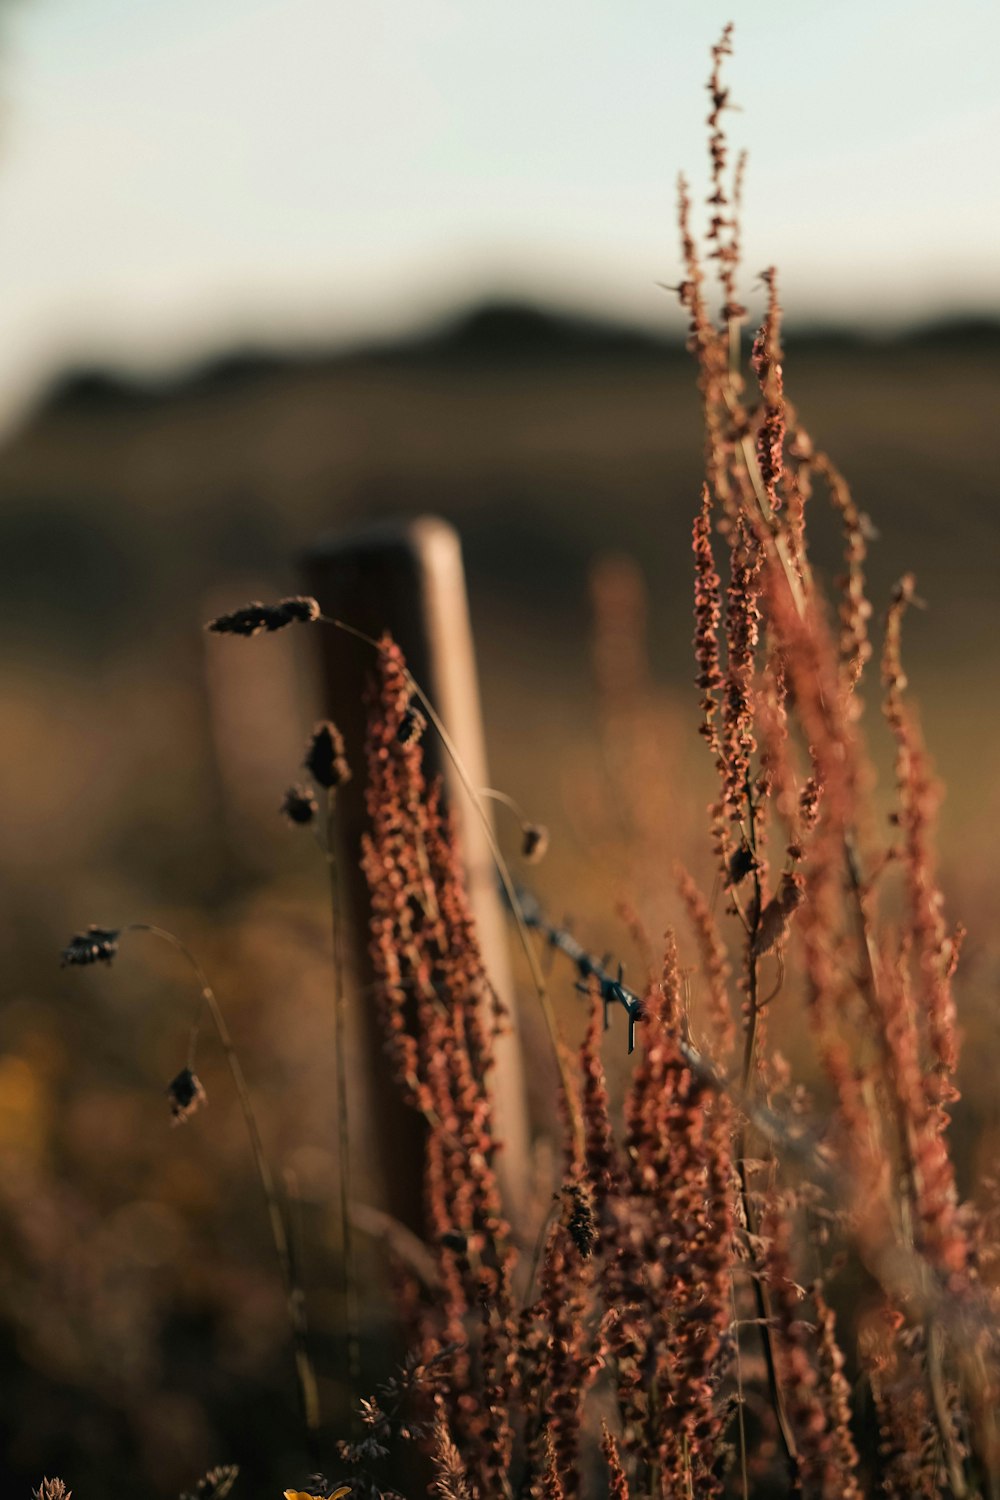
[523,1200,558,1308]
[319,613,585,1160]
[479,785,533,828]
[323,790,362,1434]
[733,796,800,1483]
[927,1311,968,1499]
[516,889,837,1182]
[681,1432,694,1500]
[723,347,966,1488]
[731,1278,750,1500]
[126,923,320,1453]
[842,841,969,1490]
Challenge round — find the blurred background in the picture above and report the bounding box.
[0,2,998,1495]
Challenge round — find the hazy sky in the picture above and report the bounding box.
[0,0,996,424]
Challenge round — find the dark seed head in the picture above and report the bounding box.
[396,704,427,745]
[206,596,320,636]
[521,823,549,864]
[726,841,756,886]
[61,926,120,967]
[280,784,318,826]
[278,595,321,624]
[167,1067,207,1126]
[564,1181,598,1258]
[304,722,350,790]
[206,601,274,636]
[439,1230,469,1254]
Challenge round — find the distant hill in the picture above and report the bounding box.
[37,300,1000,420]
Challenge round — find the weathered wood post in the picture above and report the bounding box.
[303,516,530,1236]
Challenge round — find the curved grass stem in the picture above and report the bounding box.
[322,791,362,1433]
[319,614,584,1160]
[733,795,800,1484]
[126,923,320,1452]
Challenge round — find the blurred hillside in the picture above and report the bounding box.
[2,301,998,860]
[2,299,999,945]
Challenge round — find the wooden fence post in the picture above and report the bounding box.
[303,516,530,1236]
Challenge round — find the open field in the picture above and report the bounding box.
[2,311,998,878]
[1,309,999,1495]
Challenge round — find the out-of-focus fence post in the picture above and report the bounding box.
[303,516,530,1236]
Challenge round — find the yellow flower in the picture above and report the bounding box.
[283,1490,350,1500]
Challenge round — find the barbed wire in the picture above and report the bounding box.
[510,885,834,1183]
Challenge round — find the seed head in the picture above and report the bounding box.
[521,823,549,864]
[279,595,322,623]
[206,596,320,637]
[180,1467,240,1500]
[304,722,350,791]
[439,1229,470,1254]
[280,784,318,826]
[167,1067,207,1126]
[32,1482,71,1500]
[726,840,755,887]
[61,925,120,967]
[564,1181,598,1259]
[397,703,427,745]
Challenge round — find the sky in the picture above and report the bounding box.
[0,0,996,425]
